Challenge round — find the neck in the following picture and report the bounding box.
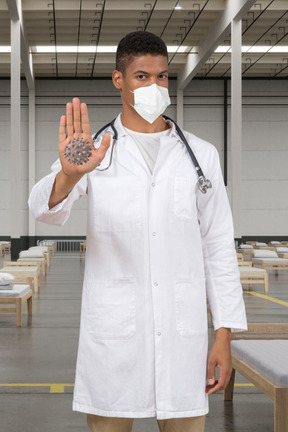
[121,105,169,133]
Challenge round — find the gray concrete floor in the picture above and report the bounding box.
[0,251,287,432]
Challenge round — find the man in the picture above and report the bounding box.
[29,31,247,432]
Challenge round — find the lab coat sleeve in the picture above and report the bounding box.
[28,158,87,227]
[196,147,248,333]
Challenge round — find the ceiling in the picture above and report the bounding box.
[0,0,288,79]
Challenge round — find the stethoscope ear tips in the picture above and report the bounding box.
[197,176,212,194]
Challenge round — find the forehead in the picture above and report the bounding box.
[126,54,168,73]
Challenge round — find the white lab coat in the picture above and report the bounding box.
[28,114,247,420]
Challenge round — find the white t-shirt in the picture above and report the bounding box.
[124,126,171,174]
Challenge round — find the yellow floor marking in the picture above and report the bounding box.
[0,383,253,392]
[235,383,254,387]
[246,291,288,307]
[50,384,65,393]
[0,383,74,393]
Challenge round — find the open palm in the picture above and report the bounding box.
[59,97,110,176]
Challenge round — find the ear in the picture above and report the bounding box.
[112,70,123,90]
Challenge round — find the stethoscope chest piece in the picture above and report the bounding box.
[197,176,212,194]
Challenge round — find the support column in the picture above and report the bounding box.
[176,88,183,129]
[230,17,242,239]
[10,9,21,260]
[224,79,228,186]
[28,85,36,247]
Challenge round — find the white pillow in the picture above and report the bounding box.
[270,241,281,245]
[19,250,44,258]
[29,246,48,252]
[256,242,267,247]
[0,241,9,245]
[276,247,288,253]
[253,249,278,258]
[0,272,15,286]
[239,244,253,249]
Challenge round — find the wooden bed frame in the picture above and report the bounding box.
[224,323,288,432]
[0,276,33,327]
[2,261,41,292]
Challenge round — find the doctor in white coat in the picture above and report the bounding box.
[28,31,247,432]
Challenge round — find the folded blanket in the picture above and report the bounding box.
[0,284,13,290]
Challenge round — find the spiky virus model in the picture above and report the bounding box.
[64,137,93,166]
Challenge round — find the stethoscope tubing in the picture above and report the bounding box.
[162,115,205,178]
[92,116,212,193]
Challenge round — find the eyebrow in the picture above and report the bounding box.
[133,70,168,75]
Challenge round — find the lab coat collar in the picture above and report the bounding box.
[114,113,179,140]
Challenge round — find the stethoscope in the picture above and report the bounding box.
[92,115,212,194]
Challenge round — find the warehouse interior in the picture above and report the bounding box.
[0,0,288,431]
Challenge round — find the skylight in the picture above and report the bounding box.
[1,45,288,54]
[215,45,288,54]
[33,46,190,54]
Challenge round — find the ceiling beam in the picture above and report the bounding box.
[6,0,34,89]
[5,0,18,19]
[177,0,258,89]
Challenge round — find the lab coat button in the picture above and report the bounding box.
[152,182,155,187]
[157,332,161,336]
[154,282,158,286]
[152,232,156,236]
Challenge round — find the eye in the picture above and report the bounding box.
[159,74,168,79]
[137,74,146,80]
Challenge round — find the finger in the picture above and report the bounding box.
[81,103,91,135]
[206,379,227,394]
[206,379,220,394]
[66,102,74,137]
[95,133,111,163]
[219,366,232,390]
[206,366,230,394]
[207,360,216,387]
[73,97,81,134]
[59,115,66,143]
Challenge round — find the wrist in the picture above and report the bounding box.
[56,170,84,196]
[60,168,83,184]
[215,327,231,341]
[48,169,83,209]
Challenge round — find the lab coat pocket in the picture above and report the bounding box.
[173,176,197,222]
[175,279,207,336]
[86,279,136,340]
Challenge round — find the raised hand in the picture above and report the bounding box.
[59,97,111,177]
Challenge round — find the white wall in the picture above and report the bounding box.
[184,79,288,237]
[241,80,288,236]
[0,78,287,237]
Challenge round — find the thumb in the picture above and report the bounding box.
[95,133,111,161]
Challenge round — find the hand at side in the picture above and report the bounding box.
[205,327,232,394]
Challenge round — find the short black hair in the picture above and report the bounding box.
[116,31,168,74]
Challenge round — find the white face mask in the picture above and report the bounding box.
[130,83,171,124]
